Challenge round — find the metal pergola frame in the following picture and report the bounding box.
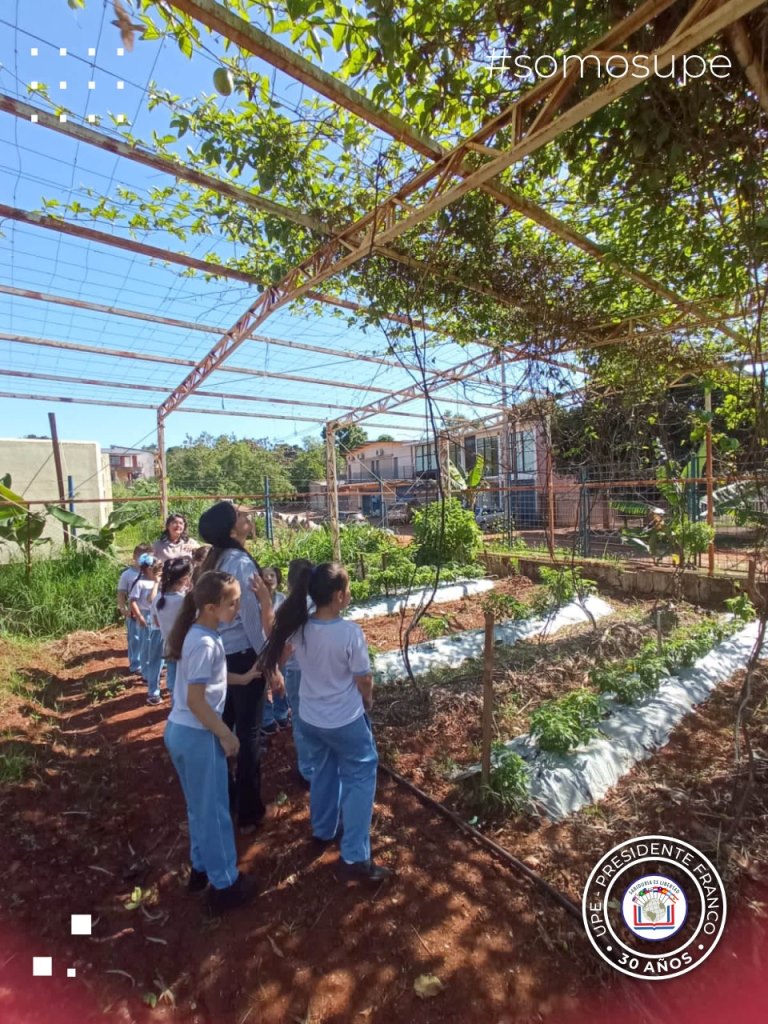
[2,0,764,560]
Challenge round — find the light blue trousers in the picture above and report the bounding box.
[164,720,239,890]
[166,659,177,696]
[301,713,378,864]
[261,689,290,727]
[140,625,164,698]
[126,616,142,673]
[285,668,313,781]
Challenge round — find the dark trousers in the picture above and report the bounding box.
[223,648,266,827]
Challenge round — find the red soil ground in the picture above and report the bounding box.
[0,624,766,1024]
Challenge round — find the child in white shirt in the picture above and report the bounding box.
[151,556,193,699]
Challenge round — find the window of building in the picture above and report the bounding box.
[476,435,499,476]
[415,443,437,474]
[516,429,536,474]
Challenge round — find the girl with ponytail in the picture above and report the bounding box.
[151,556,192,697]
[164,570,261,916]
[260,563,391,883]
[196,501,283,833]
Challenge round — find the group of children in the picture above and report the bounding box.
[116,502,388,916]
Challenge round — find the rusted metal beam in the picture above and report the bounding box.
[0,283,424,373]
[169,0,745,350]
[0,204,266,285]
[0,94,327,233]
[726,19,768,113]
[0,389,418,429]
[0,330,508,407]
[0,366,430,418]
[159,0,760,419]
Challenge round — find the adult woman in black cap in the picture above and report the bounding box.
[197,501,282,831]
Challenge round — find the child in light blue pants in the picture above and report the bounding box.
[260,562,391,883]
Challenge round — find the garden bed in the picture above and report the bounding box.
[0,625,766,1024]
[356,575,536,652]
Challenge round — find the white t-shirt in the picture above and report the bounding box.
[168,624,227,730]
[152,591,185,643]
[288,618,371,729]
[129,578,157,622]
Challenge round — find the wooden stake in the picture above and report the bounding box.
[48,412,69,547]
[481,610,495,787]
[705,389,715,576]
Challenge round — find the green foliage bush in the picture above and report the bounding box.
[529,688,605,754]
[420,614,450,640]
[481,591,530,621]
[591,615,749,706]
[412,498,482,566]
[0,547,121,638]
[480,744,530,812]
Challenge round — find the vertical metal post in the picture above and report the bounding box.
[325,422,341,562]
[705,388,715,576]
[157,411,169,522]
[545,414,556,559]
[578,466,589,556]
[67,475,77,538]
[500,354,513,537]
[379,476,386,528]
[264,476,274,545]
[48,411,69,547]
[437,432,451,500]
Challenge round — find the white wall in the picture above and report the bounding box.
[0,438,112,561]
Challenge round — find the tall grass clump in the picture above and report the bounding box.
[0,547,120,638]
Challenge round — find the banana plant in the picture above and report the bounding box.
[0,475,50,578]
[448,453,486,508]
[45,503,145,552]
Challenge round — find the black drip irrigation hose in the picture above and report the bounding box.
[378,762,583,922]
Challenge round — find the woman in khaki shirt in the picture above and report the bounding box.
[152,513,199,563]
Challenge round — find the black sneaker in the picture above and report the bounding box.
[336,858,392,882]
[312,826,342,848]
[187,868,208,893]
[260,722,279,737]
[207,873,257,916]
[276,718,291,731]
[145,695,163,706]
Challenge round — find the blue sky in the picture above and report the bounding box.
[0,2,579,456]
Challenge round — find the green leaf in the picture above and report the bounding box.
[45,505,92,530]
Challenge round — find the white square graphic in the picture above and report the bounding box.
[70,915,91,935]
[116,114,125,123]
[59,81,67,90]
[59,47,67,56]
[30,47,38,57]
[59,114,67,123]
[30,114,38,123]
[88,81,96,90]
[117,81,124,90]
[30,81,39,90]
[67,968,76,978]
[88,47,96,57]
[87,114,97,123]
[33,957,52,977]
[117,47,125,57]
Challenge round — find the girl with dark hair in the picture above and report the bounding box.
[164,570,261,916]
[151,556,193,697]
[128,553,164,705]
[260,566,290,736]
[260,562,391,882]
[153,513,199,563]
[196,501,283,832]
